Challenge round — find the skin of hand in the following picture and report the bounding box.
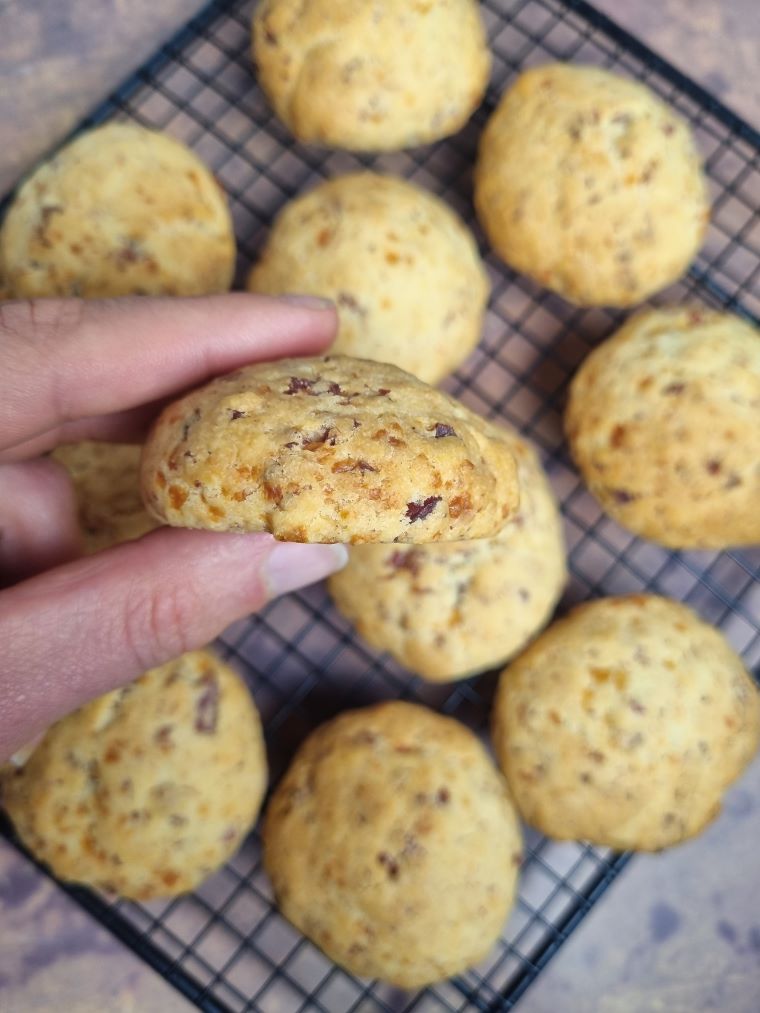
[0,294,348,761]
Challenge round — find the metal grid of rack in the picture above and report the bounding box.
[3,0,759,1009]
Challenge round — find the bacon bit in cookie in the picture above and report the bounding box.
[317,228,332,246]
[406,496,441,522]
[387,549,422,577]
[161,870,180,888]
[610,424,627,448]
[195,672,219,734]
[352,419,361,429]
[284,376,318,395]
[377,852,399,879]
[302,427,337,450]
[181,409,201,442]
[263,481,283,504]
[629,698,646,714]
[432,423,456,438]
[725,473,742,489]
[436,787,450,805]
[332,459,377,473]
[663,382,685,395]
[387,435,405,447]
[264,25,277,44]
[705,459,722,475]
[611,489,637,504]
[376,388,391,397]
[337,292,366,315]
[228,409,247,420]
[688,308,705,325]
[327,381,347,396]
[168,485,188,509]
[156,471,167,489]
[154,725,174,749]
[662,123,675,136]
[448,494,472,519]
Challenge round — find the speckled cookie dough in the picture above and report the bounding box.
[263,701,521,987]
[140,355,520,543]
[247,172,489,384]
[52,442,159,553]
[566,306,760,548]
[252,0,491,151]
[0,123,235,298]
[474,63,709,306]
[492,595,760,851]
[0,651,267,899]
[329,427,566,680]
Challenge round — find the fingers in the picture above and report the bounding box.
[0,294,337,460]
[0,528,347,761]
[0,458,82,584]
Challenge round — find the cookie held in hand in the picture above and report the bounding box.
[140,356,520,543]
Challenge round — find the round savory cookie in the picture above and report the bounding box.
[248,173,488,384]
[52,442,159,553]
[566,307,760,548]
[263,701,521,987]
[252,0,490,151]
[474,64,709,307]
[140,355,520,543]
[0,123,235,298]
[492,595,760,851]
[1,651,267,899]
[329,427,566,679]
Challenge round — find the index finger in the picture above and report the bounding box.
[0,294,336,458]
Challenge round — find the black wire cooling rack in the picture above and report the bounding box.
[3,0,760,1010]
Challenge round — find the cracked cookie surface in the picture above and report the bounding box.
[1,651,267,900]
[0,123,235,298]
[566,307,760,548]
[140,355,519,543]
[492,595,760,851]
[475,63,708,306]
[263,701,521,987]
[248,172,488,384]
[252,0,490,151]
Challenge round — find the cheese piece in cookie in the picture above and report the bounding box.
[140,355,520,543]
[0,123,235,298]
[329,427,566,679]
[566,306,760,548]
[248,172,488,384]
[1,651,267,899]
[492,595,760,851]
[252,0,490,151]
[475,64,709,306]
[263,701,521,987]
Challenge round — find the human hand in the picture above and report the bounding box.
[0,295,346,761]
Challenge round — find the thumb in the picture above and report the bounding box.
[0,528,347,760]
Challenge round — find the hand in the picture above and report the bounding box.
[0,295,346,761]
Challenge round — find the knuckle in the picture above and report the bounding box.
[123,581,200,671]
[0,297,85,346]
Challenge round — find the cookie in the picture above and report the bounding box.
[247,172,489,384]
[492,595,760,851]
[0,123,235,298]
[329,428,566,680]
[52,441,159,553]
[566,307,760,548]
[263,701,521,987]
[1,651,267,900]
[252,0,490,151]
[140,355,520,543]
[474,64,709,307]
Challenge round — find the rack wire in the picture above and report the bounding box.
[2,0,759,1009]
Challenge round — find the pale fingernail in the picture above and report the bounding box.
[264,542,348,597]
[278,294,334,311]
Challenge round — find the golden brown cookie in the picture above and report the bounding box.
[474,64,709,306]
[329,427,566,679]
[252,0,491,151]
[492,595,760,851]
[0,123,235,298]
[263,701,521,987]
[247,172,488,384]
[565,306,760,548]
[52,442,159,553]
[140,355,520,543]
[1,651,267,900]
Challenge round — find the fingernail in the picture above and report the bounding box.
[278,294,335,311]
[264,542,348,597]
